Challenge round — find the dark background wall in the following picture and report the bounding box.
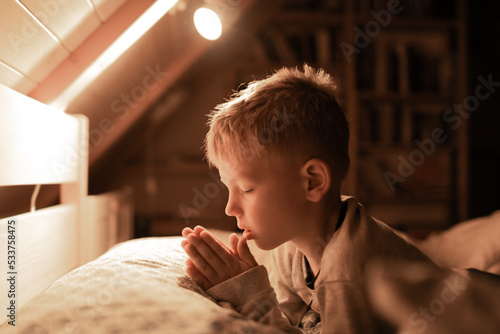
[87,0,500,237]
[468,0,500,218]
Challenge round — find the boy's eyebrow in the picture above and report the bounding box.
[219,174,249,187]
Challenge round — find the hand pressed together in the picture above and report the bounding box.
[181,226,258,290]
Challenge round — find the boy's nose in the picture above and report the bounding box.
[225,194,242,217]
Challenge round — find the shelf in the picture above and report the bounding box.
[231,60,344,74]
[360,196,453,206]
[358,143,457,153]
[357,92,457,104]
[274,11,345,26]
[127,159,209,176]
[354,15,458,30]
[225,1,467,229]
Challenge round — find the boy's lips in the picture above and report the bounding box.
[243,229,253,239]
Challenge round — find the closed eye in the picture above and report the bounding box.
[240,188,253,194]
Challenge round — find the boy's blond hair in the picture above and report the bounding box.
[205,65,350,180]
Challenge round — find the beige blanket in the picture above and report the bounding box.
[1,237,282,334]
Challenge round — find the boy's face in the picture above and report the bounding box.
[218,154,309,250]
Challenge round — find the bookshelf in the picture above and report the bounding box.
[227,0,467,232]
[348,0,467,232]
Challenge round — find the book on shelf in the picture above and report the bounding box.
[353,0,456,18]
[357,149,452,201]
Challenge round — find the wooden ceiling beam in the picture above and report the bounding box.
[29,0,155,104]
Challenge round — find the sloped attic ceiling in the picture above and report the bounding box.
[0,0,284,217]
[0,0,128,94]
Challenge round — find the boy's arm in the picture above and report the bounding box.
[206,265,304,333]
[182,226,304,333]
[315,281,392,334]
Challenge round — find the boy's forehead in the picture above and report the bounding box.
[217,153,297,182]
[217,156,266,181]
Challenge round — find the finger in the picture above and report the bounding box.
[187,234,236,283]
[199,231,236,265]
[193,225,207,237]
[238,237,258,267]
[198,228,233,254]
[193,226,231,252]
[184,240,220,284]
[181,239,190,250]
[185,259,212,290]
[229,233,240,257]
[182,227,194,238]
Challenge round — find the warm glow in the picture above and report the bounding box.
[194,8,222,40]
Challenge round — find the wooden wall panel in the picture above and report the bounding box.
[20,0,101,51]
[0,1,69,82]
[30,0,156,105]
[90,0,128,21]
[83,188,134,263]
[0,61,37,94]
[0,205,78,314]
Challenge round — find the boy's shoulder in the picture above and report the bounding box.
[269,196,433,282]
[320,196,434,280]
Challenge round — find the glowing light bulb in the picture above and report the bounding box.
[194,7,222,40]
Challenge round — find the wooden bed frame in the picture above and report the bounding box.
[0,84,133,321]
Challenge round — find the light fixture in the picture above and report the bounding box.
[193,7,222,40]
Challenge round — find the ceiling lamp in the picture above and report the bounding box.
[193,7,222,40]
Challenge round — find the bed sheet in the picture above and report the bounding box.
[0,237,282,334]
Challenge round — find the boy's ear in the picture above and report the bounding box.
[301,159,331,202]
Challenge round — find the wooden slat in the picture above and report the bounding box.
[83,195,114,262]
[83,188,134,263]
[0,60,37,94]
[0,84,83,185]
[0,204,78,315]
[90,0,128,21]
[29,0,156,104]
[0,1,69,82]
[59,114,88,267]
[20,0,101,51]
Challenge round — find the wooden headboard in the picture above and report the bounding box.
[0,84,133,321]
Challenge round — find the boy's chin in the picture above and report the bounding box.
[253,238,283,251]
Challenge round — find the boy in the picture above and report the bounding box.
[181,65,434,333]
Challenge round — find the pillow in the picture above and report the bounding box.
[2,237,282,334]
[414,210,500,274]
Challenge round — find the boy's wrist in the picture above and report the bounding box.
[207,265,272,305]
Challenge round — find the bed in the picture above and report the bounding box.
[3,221,500,333]
[0,84,133,330]
[0,83,280,334]
[1,84,500,333]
